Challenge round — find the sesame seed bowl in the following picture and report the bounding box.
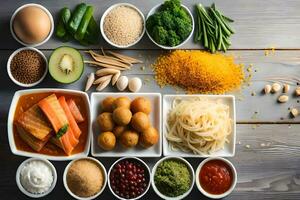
[7,47,48,87]
[100,3,145,48]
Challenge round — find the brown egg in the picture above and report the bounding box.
[97,112,115,132]
[97,131,116,150]
[131,112,150,132]
[120,130,139,148]
[13,6,51,44]
[130,97,151,114]
[101,97,115,112]
[113,107,132,126]
[112,97,131,109]
[112,126,128,138]
[139,127,159,148]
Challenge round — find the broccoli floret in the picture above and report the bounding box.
[146,13,162,31]
[151,26,168,45]
[167,30,181,46]
[175,8,191,23]
[175,17,192,40]
[160,0,181,12]
[160,11,175,30]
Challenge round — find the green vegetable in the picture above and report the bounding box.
[154,160,191,197]
[82,16,100,44]
[146,0,192,47]
[67,3,87,34]
[74,6,94,41]
[194,3,234,53]
[55,8,71,40]
[55,3,100,46]
[56,124,69,139]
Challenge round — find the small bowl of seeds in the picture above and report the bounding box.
[100,3,145,48]
[7,47,48,87]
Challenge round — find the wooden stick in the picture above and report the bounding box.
[107,51,143,64]
[84,61,127,71]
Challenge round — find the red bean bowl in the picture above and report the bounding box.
[108,157,151,200]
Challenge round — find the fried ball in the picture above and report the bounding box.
[131,112,150,132]
[101,96,115,112]
[113,107,132,126]
[98,131,116,150]
[120,130,139,148]
[97,112,115,132]
[139,127,159,148]
[112,97,131,109]
[113,126,128,138]
[130,97,151,114]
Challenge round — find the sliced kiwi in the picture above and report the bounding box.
[49,46,84,84]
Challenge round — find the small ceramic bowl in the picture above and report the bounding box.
[7,47,48,87]
[10,3,54,47]
[63,157,107,200]
[146,3,194,49]
[108,157,151,200]
[100,3,145,48]
[151,156,195,200]
[16,158,57,198]
[195,157,237,199]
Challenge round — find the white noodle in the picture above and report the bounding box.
[166,97,232,155]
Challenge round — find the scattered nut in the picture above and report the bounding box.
[283,84,290,93]
[264,84,271,94]
[271,83,281,93]
[116,76,128,91]
[85,72,95,92]
[278,95,289,103]
[295,87,300,96]
[291,108,299,118]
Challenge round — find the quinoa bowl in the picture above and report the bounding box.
[100,3,145,48]
[7,47,48,87]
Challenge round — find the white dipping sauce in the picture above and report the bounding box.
[20,160,53,194]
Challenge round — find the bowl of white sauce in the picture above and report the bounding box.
[16,158,57,198]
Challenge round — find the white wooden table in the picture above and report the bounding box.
[1,0,300,199]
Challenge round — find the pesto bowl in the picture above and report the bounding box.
[151,156,195,200]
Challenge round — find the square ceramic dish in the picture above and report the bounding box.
[91,93,162,157]
[7,89,91,161]
[163,95,236,157]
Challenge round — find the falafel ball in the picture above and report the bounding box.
[101,96,115,112]
[113,126,128,138]
[113,107,132,126]
[97,131,116,150]
[112,96,131,109]
[97,112,115,132]
[120,130,139,148]
[131,112,150,132]
[130,97,151,114]
[139,127,159,148]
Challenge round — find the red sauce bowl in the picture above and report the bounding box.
[195,157,237,199]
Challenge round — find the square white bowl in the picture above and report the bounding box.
[7,89,91,161]
[163,94,236,157]
[91,93,162,157]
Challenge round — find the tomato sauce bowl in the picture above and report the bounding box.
[195,157,237,199]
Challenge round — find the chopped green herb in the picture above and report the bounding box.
[56,124,69,139]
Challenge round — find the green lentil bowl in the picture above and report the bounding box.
[151,157,195,200]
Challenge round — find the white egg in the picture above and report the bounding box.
[116,76,128,91]
[128,77,142,93]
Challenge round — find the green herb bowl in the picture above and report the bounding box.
[145,3,194,50]
[151,156,195,200]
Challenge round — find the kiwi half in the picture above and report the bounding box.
[49,46,84,84]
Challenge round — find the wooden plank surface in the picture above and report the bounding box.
[1,0,300,199]
[0,0,300,49]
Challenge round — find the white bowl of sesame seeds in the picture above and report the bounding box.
[100,3,145,48]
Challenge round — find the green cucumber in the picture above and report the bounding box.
[56,8,71,39]
[74,6,94,41]
[83,17,99,44]
[67,3,87,34]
